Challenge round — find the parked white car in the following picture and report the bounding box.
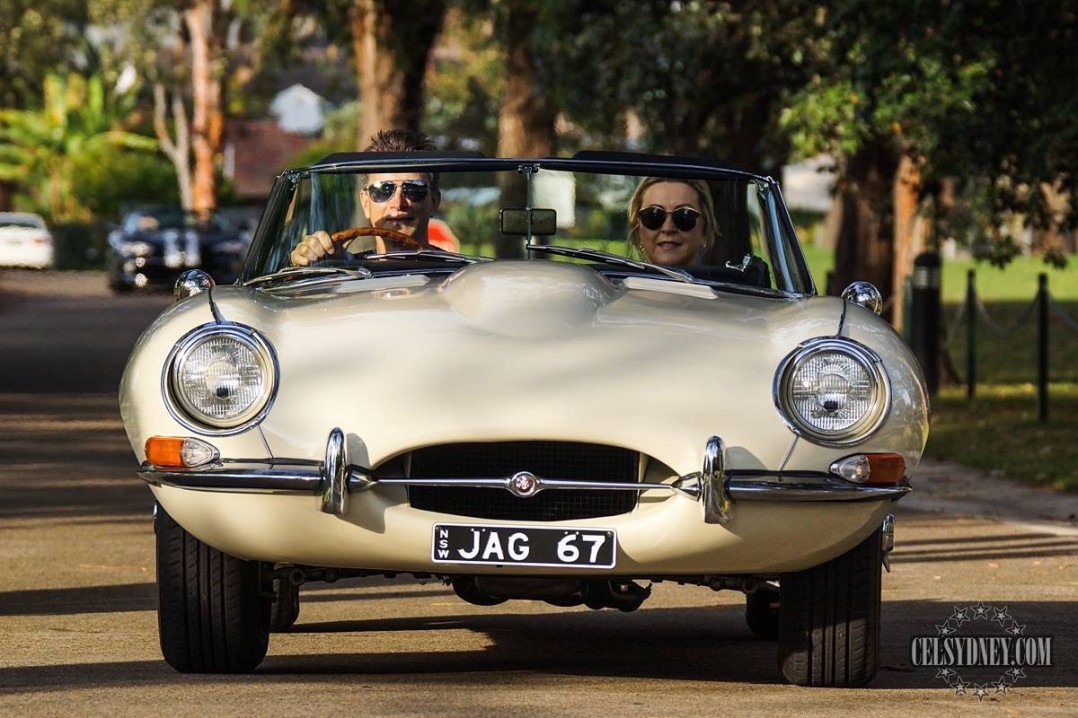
[0,212,54,269]
[120,151,929,685]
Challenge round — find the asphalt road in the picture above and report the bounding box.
[0,269,1075,716]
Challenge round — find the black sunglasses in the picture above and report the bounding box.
[365,180,430,204]
[638,206,701,232]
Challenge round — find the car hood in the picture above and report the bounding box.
[207,261,844,473]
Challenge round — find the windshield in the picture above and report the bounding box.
[243,159,815,295]
[0,214,46,230]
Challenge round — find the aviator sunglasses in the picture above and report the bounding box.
[364,179,430,204]
[638,205,701,232]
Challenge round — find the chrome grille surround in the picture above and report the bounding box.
[406,441,639,521]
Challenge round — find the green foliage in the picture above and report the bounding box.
[538,1,834,169]
[49,220,112,270]
[424,8,502,153]
[0,72,157,220]
[70,142,178,219]
[780,0,1078,263]
[0,1,91,108]
[445,202,499,252]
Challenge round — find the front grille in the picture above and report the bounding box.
[408,441,638,521]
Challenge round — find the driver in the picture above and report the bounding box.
[289,129,442,266]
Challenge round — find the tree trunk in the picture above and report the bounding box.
[185,1,221,215]
[832,137,898,319]
[890,152,924,330]
[495,0,557,258]
[154,83,194,211]
[351,0,446,147]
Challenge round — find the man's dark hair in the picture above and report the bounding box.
[364,129,437,152]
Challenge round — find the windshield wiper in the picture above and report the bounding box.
[244,265,372,288]
[525,244,697,284]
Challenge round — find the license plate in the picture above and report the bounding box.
[432,523,617,569]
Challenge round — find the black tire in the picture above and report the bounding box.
[778,527,882,687]
[155,504,271,673]
[745,586,781,640]
[269,577,300,632]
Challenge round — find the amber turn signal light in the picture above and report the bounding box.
[831,453,906,485]
[145,436,219,468]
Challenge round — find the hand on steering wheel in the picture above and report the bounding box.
[290,226,423,266]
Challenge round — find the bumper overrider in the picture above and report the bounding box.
[139,430,911,525]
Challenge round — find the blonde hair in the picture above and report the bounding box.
[627,177,719,262]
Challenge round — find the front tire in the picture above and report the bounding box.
[778,528,882,687]
[155,504,271,673]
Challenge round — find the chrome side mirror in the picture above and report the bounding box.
[175,269,215,301]
[841,281,883,315]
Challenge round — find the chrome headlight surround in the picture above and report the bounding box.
[773,338,890,447]
[163,323,278,435]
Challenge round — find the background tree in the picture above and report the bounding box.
[540,1,833,176]
[350,0,447,145]
[928,0,1078,266]
[91,0,278,213]
[0,1,91,109]
[781,1,1077,322]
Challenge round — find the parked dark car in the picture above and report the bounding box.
[107,206,250,292]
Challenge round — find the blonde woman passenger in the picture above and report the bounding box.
[627,177,718,266]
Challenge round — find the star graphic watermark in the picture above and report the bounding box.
[936,667,956,681]
[1006,667,1027,681]
[950,606,970,626]
[913,603,1052,701]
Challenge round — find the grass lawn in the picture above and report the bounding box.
[801,245,1078,492]
[929,383,1077,492]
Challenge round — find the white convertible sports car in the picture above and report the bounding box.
[119,151,928,686]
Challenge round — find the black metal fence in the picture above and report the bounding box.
[941,269,1078,420]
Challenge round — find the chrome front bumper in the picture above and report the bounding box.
[139,430,911,524]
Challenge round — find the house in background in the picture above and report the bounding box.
[270,83,329,135]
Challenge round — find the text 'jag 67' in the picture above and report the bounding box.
[119,150,928,686]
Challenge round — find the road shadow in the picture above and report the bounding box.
[0,393,151,520]
[0,577,1072,691]
[0,271,169,394]
[0,582,154,617]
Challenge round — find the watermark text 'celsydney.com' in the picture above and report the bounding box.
[911,636,1053,667]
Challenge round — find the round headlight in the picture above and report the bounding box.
[774,338,889,446]
[165,324,277,433]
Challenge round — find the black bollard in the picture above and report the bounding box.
[1037,273,1049,421]
[909,251,941,395]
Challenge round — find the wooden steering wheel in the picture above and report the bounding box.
[331,226,423,250]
